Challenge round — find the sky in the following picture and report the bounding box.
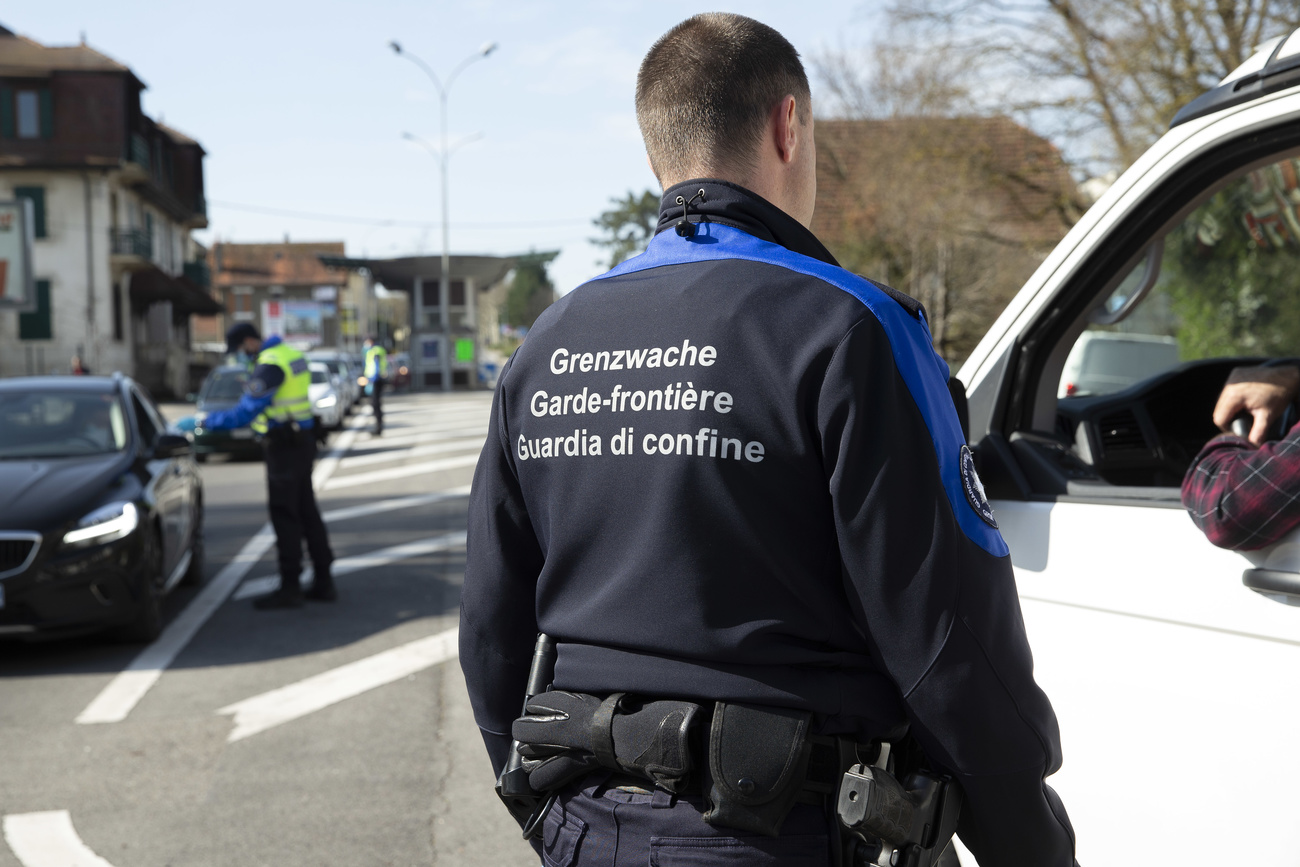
[13,1,884,296]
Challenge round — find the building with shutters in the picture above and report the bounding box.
[0,23,218,396]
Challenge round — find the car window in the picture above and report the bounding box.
[0,391,128,458]
[1059,152,1300,399]
[200,369,248,402]
[131,391,160,446]
[310,367,329,384]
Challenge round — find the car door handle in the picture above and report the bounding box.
[1243,568,1300,606]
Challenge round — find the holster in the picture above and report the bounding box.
[702,702,817,837]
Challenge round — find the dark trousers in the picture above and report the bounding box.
[371,378,385,430]
[540,774,833,866]
[264,430,333,589]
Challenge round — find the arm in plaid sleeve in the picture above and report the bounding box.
[1181,423,1300,550]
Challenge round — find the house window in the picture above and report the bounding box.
[13,186,46,239]
[0,88,52,139]
[16,91,38,138]
[19,279,52,340]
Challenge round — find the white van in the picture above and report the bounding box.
[955,30,1300,866]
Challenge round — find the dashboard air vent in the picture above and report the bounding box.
[1098,409,1147,454]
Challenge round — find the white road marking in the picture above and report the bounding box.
[323,454,480,491]
[76,418,369,725]
[232,532,466,601]
[218,627,460,741]
[319,486,470,523]
[4,811,116,867]
[313,421,364,490]
[76,527,277,724]
[339,436,485,469]
[344,426,487,450]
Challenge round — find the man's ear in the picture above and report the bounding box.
[773,95,799,165]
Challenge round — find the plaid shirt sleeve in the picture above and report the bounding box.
[1181,422,1300,550]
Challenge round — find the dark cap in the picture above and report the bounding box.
[225,322,262,352]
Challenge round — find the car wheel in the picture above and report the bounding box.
[115,523,163,643]
[181,500,205,587]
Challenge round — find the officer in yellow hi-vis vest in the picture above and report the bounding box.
[201,323,336,609]
[361,334,389,436]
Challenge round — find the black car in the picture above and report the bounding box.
[187,365,262,462]
[0,374,204,641]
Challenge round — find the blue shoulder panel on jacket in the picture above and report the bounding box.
[589,224,1009,558]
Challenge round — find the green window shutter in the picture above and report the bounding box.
[0,87,13,138]
[13,186,46,239]
[38,89,52,139]
[19,280,52,340]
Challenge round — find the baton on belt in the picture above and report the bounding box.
[495,633,557,838]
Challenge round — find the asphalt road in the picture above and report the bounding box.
[0,391,538,867]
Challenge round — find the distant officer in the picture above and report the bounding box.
[202,323,337,608]
[362,335,389,436]
[461,12,1077,867]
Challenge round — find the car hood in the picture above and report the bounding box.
[0,452,135,531]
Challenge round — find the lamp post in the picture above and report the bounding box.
[390,39,497,390]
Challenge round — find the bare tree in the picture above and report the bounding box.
[886,0,1300,171]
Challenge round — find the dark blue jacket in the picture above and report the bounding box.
[461,180,1075,866]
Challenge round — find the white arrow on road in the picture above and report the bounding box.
[4,811,116,867]
[218,627,459,742]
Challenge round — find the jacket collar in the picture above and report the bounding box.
[655,179,839,267]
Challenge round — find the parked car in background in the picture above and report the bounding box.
[390,352,412,391]
[308,362,344,430]
[954,30,1300,865]
[307,350,361,414]
[0,375,203,641]
[185,366,262,462]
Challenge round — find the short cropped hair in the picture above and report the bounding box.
[636,13,810,184]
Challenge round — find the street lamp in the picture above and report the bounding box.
[391,39,497,390]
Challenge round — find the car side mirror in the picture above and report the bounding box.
[155,433,192,459]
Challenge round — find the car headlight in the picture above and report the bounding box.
[63,502,140,547]
[316,395,337,408]
[357,376,368,386]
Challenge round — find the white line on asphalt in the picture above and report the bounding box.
[323,454,480,491]
[4,811,116,867]
[218,627,460,741]
[76,418,367,724]
[318,486,471,523]
[75,527,276,724]
[339,436,485,469]
[313,421,364,490]
[345,426,487,450]
[232,532,466,600]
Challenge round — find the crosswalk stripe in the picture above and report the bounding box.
[218,627,460,742]
[339,436,485,469]
[232,532,466,601]
[4,811,116,867]
[323,454,480,491]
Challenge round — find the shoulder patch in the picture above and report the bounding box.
[246,377,269,398]
[289,358,309,376]
[864,278,926,322]
[960,445,997,528]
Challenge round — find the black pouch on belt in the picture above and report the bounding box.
[702,702,814,837]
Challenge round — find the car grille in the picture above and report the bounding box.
[0,533,41,579]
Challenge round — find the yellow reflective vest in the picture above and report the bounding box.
[251,343,313,434]
[365,345,389,380]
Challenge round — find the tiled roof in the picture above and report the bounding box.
[0,28,135,79]
[812,116,1079,252]
[211,242,348,288]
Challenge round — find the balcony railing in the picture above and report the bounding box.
[110,228,152,259]
[183,260,210,287]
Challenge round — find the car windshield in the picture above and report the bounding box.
[200,369,248,402]
[310,368,329,384]
[0,391,128,458]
